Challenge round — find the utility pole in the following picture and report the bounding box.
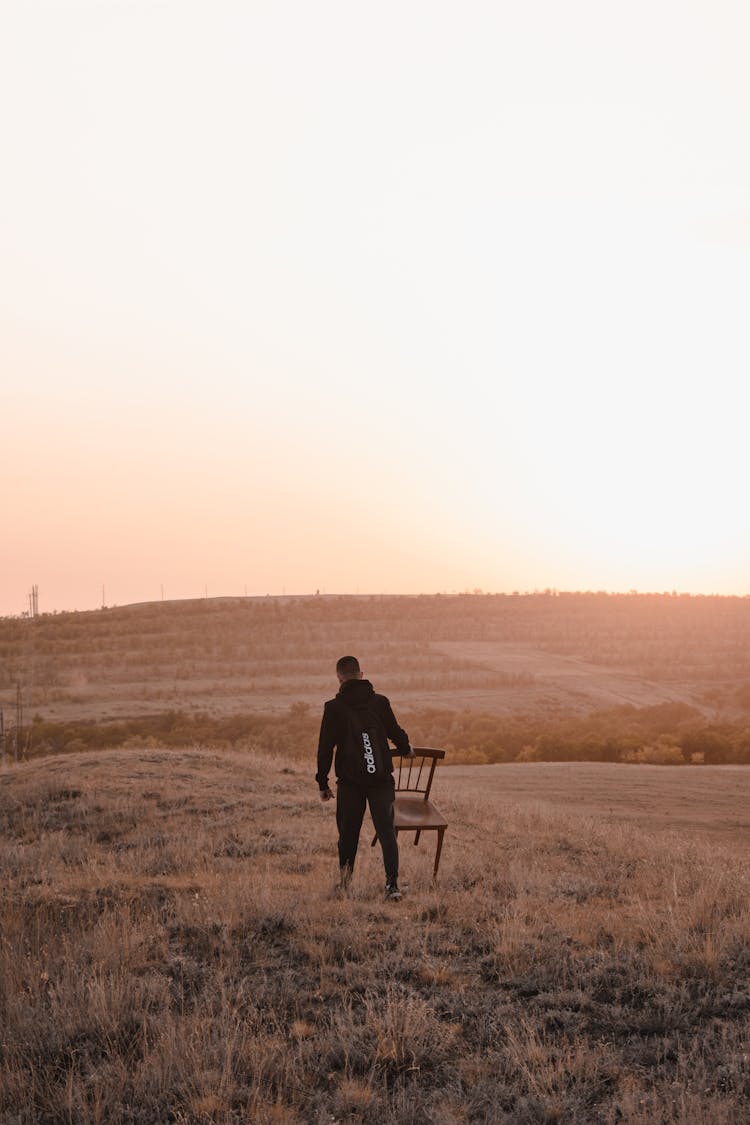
[15,684,22,763]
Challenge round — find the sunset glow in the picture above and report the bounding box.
[3,0,749,614]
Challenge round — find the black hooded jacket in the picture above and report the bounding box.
[316,678,411,789]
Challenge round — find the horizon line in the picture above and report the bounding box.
[7,586,750,619]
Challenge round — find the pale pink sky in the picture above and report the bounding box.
[3,1,750,615]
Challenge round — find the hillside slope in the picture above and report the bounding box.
[4,592,750,724]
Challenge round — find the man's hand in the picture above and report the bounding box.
[320,787,334,801]
[405,747,416,760]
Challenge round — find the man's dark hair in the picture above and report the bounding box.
[336,655,361,679]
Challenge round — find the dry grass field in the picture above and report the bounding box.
[430,643,702,718]
[2,748,750,1123]
[443,762,750,848]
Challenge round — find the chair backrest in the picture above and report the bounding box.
[393,747,445,800]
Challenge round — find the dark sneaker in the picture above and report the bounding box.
[385,883,402,901]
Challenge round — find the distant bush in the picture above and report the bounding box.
[623,737,686,765]
[679,728,737,764]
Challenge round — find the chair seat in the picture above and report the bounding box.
[394,795,448,831]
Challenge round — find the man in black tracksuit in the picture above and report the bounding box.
[316,655,413,899]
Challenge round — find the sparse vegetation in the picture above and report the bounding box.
[5,592,750,727]
[2,747,750,1123]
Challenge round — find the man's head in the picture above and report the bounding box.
[336,655,362,683]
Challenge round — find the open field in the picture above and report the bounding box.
[2,749,750,1123]
[443,762,750,848]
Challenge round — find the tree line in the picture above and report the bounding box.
[9,700,750,767]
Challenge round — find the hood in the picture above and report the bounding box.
[337,678,376,709]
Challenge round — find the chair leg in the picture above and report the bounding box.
[432,828,445,881]
[414,830,421,845]
[371,833,378,847]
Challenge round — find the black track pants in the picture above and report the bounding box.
[336,779,398,883]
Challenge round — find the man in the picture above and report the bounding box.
[316,655,413,900]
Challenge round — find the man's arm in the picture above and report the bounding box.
[379,696,413,756]
[316,702,336,797]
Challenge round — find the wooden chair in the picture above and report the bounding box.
[372,748,447,879]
